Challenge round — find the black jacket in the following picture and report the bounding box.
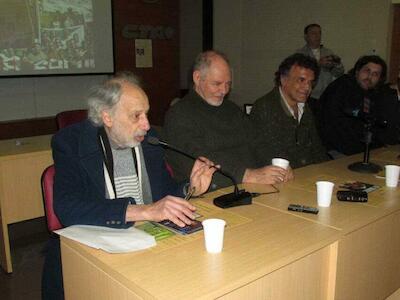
[319,75,384,155]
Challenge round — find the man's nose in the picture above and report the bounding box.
[220,83,230,95]
[140,115,150,131]
[303,81,312,91]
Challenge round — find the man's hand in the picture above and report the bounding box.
[189,156,217,196]
[126,196,196,227]
[243,165,293,185]
[319,55,334,68]
[125,156,216,227]
[285,167,294,181]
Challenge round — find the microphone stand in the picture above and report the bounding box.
[348,120,382,174]
[212,175,252,209]
[148,137,252,208]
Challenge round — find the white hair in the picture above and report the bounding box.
[87,72,141,126]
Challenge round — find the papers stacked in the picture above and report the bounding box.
[55,225,156,253]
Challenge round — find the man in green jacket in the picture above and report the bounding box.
[250,53,329,169]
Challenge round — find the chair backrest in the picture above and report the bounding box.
[165,162,174,178]
[41,165,63,232]
[56,109,88,129]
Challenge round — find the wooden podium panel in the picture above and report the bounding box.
[61,203,340,300]
[0,135,53,273]
[335,210,400,300]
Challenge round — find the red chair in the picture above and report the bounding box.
[165,162,174,178]
[41,165,63,232]
[55,109,88,129]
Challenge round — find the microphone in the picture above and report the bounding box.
[343,108,388,128]
[147,136,252,208]
[342,108,384,173]
[343,107,362,118]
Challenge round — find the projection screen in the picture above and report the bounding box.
[0,0,114,76]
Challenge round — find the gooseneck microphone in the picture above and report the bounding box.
[147,136,252,208]
[343,108,383,173]
[343,108,388,128]
[147,136,238,191]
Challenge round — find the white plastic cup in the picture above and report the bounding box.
[271,158,290,170]
[385,165,400,188]
[316,181,335,207]
[202,218,226,253]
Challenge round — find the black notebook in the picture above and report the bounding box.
[156,219,203,235]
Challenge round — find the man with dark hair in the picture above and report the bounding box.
[163,50,293,190]
[297,23,344,100]
[319,55,394,156]
[250,53,329,168]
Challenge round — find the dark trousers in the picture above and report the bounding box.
[42,236,64,300]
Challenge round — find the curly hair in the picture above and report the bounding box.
[348,55,387,86]
[274,53,320,86]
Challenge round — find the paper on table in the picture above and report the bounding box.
[55,225,156,253]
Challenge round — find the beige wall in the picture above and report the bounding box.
[0,75,106,122]
[214,0,394,107]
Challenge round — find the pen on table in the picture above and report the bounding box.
[185,186,195,201]
[184,187,202,220]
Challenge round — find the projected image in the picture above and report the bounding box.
[0,0,97,74]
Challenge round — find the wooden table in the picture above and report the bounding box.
[61,197,340,300]
[0,135,53,273]
[60,146,400,299]
[236,146,400,299]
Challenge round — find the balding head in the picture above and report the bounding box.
[192,51,232,106]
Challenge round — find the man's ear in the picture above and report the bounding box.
[102,110,113,127]
[354,70,360,81]
[193,70,201,86]
[280,75,287,87]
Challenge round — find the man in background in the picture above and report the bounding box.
[250,53,329,168]
[319,55,398,156]
[297,23,344,102]
[382,68,400,145]
[163,50,292,190]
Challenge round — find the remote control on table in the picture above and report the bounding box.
[336,191,368,202]
[288,204,319,214]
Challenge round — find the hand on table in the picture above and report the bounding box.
[243,165,293,185]
[126,196,196,227]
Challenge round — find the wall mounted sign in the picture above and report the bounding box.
[135,39,152,68]
[122,24,175,40]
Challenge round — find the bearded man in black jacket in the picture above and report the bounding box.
[318,55,393,156]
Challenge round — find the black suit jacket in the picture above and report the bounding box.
[52,120,184,228]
